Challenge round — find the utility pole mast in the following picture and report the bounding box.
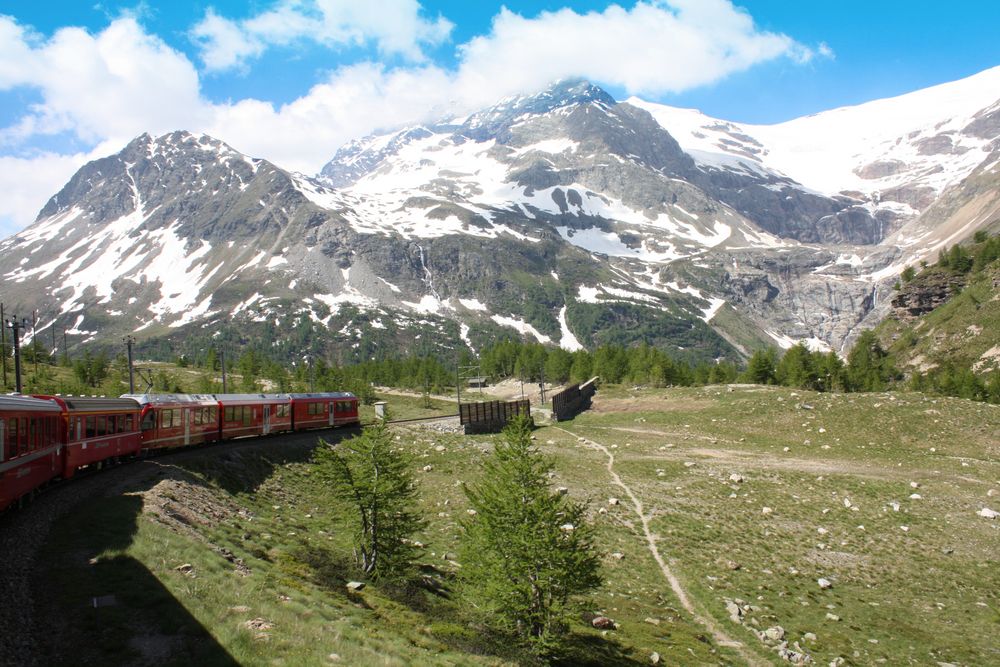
[123,335,136,393]
[6,315,27,394]
[1,302,7,389]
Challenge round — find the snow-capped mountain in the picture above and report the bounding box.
[1,71,998,363]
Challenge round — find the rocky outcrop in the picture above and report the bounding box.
[890,271,967,319]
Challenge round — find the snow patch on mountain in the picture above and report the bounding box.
[491,314,552,344]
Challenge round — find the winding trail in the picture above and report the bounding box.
[553,426,765,666]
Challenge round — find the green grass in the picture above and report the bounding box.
[31,385,1000,665]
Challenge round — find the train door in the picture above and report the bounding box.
[184,408,191,446]
[328,402,334,427]
[263,405,271,435]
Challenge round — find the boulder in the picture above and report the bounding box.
[978,507,998,519]
[346,581,366,592]
[591,616,617,630]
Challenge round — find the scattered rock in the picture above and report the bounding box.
[764,625,785,642]
[327,653,341,662]
[804,632,817,642]
[726,601,743,623]
[978,507,998,519]
[243,618,273,631]
[762,507,773,515]
[346,581,366,592]
[466,509,478,516]
[610,552,625,560]
[174,563,193,573]
[909,493,922,500]
[650,651,661,664]
[434,445,445,452]
[987,489,997,498]
[644,617,661,626]
[560,523,575,531]
[729,473,745,484]
[556,487,569,495]
[910,481,920,489]
[818,578,833,590]
[230,605,251,613]
[825,613,840,622]
[608,498,620,506]
[726,560,741,571]
[591,616,617,630]
[684,461,697,468]
[422,465,434,472]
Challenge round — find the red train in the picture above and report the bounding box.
[0,391,359,511]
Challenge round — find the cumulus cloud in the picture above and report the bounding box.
[455,1,816,98]
[192,0,454,71]
[0,1,822,231]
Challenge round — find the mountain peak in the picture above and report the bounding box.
[459,78,616,141]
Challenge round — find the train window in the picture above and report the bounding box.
[8,418,17,458]
[161,410,174,429]
[0,418,5,462]
[209,408,217,424]
[224,407,234,422]
[193,409,202,426]
[75,417,83,440]
[125,415,134,431]
[140,411,155,431]
[242,407,252,426]
[29,418,38,451]
[85,416,97,438]
[97,416,108,436]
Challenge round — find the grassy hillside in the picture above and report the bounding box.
[26,386,1000,666]
[884,263,1000,375]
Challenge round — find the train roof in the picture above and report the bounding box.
[50,396,140,412]
[0,394,62,413]
[213,393,289,403]
[285,392,357,399]
[121,393,217,406]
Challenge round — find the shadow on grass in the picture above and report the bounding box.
[33,494,238,666]
[172,426,361,495]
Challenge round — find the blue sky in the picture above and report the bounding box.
[1,1,998,236]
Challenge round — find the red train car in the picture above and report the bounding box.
[123,394,221,451]
[36,396,141,478]
[287,392,359,430]
[216,394,292,440]
[0,395,64,511]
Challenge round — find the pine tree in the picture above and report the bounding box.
[312,419,424,580]
[744,348,777,385]
[459,416,601,652]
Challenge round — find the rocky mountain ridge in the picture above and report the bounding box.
[1,72,999,364]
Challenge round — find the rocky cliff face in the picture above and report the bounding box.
[891,271,968,320]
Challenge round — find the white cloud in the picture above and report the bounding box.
[192,0,454,72]
[0,1,820,233]
[455,1,815,98]
[0,152,90,236]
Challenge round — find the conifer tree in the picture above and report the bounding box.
[459,416,601,652]
[313,419,423,579]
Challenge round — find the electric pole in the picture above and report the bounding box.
[6,315,28,394]
[1,302,7,389]
[123,335,136,393]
